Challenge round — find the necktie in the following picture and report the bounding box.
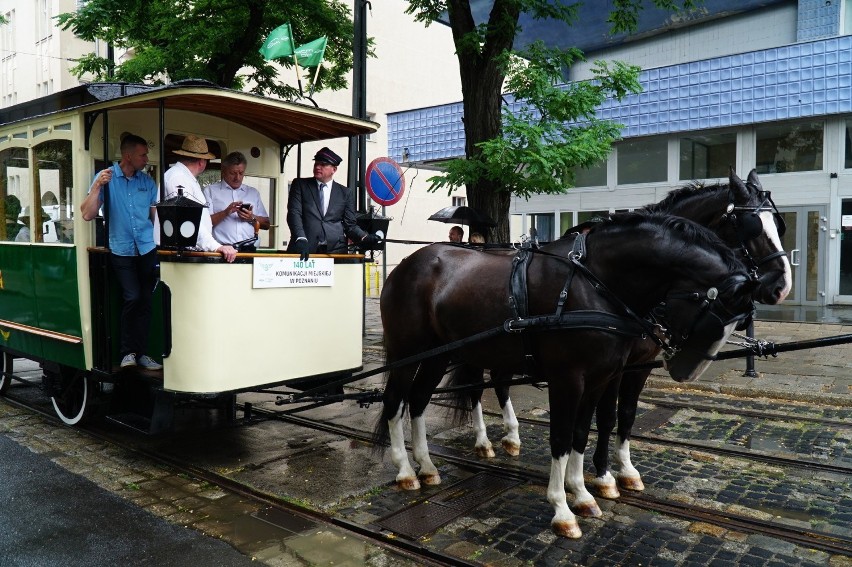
[319,183,327,215]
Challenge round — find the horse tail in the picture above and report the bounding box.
[446,363,483,428]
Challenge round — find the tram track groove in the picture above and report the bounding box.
[0,393,479,567]
[429,399,852,476]
[241,403,852,557]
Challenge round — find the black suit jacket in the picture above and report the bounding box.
[286,177,366,254]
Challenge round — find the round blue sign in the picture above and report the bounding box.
[365,157,405,206]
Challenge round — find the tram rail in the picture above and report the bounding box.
[235,402,852,557]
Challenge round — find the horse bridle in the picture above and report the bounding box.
[723,186,788,277]
[657,274,755,361]
[563,237,754,361]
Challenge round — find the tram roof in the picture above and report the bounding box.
[0,80,379,145]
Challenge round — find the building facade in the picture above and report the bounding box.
[389,0,852,309]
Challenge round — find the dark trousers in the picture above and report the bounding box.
[110,250,158,358]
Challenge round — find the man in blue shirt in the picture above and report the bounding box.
[80,133,163,371]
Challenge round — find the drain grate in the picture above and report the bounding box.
[374,472,521,539]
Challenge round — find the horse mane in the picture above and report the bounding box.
[641,180,728,214]
[592,212,744,274]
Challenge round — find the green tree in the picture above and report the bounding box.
[56,0,354,100]
[405,0,696,241]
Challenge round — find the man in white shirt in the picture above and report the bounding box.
[158,134,237,262]
[203,151,270,251]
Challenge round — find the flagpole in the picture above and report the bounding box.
[287,25,304,96]
[309,64,321,97]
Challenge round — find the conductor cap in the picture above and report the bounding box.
[314,147,342,166]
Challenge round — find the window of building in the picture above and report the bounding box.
[570,158,607,187]
[577,210,609,225]
[528,213,554,243]
[366,112,376,142]
[36,0,52,42]
[842,119,852,170]
[617,138,667,184]
[755,120,824,174]
[679,132,736,180]
[452,196,466,207]
[559,211,575,234]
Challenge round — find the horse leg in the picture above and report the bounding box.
[491,370,521,456]
[388,399,420,490]
[566,399,602,517]
[452,364,495,458]
[379,358,421,491]
[590,378,621,500]
[547,380,582,539]
[408,356,451,486]
[613,369,650,492]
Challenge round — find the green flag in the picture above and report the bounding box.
[286,36,328,68]
[259,23,295,60]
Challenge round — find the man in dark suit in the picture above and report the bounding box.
[286,147,380,260]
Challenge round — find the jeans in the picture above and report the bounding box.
[110,250,158,358]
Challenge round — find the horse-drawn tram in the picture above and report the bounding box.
[0,81,377,432]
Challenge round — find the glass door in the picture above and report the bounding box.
[776,206,826,306]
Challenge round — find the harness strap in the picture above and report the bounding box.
[554,234,585,318]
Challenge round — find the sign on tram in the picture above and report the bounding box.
[253,257,335,288]
[365,157,405,206]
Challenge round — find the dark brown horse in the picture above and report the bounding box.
[452,169,791,517]
[376,213,758,538]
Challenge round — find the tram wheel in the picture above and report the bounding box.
[0,352,10,395]
[50,368,90,426]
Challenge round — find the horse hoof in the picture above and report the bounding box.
[397,477,421,491]
[475,446,496,459]
[594,482,621,500]
[501,439,521,457]
[617,476,645,492]
[552,520,582,539]
[572,499,602,518]
[419,473,441,486]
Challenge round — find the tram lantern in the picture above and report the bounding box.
[356,208,389,251]
[156,187,205,249]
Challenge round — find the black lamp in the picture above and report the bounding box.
[155,186,205,249]
[356,207,390,252]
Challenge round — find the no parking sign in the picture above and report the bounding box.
[365,157,405,206]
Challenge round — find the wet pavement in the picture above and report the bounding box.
[0,298,850,565]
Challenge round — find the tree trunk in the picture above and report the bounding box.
[448,0,519,243]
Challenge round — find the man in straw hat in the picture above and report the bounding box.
[81,133,164,370]
[286,146,381,261]
[157,134,237,263]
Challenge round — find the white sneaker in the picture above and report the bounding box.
[120,353,137,368]
[137,355,163,370]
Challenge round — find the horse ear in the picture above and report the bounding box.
[729,167,749,203]
[746,168,763,191]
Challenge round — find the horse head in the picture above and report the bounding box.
[657,272,759,382]
[724,168,791,304]
[586,215,759,383]
[646,169,791,305]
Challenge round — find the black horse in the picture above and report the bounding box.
[451,169,791,516]
[376,213,758,538]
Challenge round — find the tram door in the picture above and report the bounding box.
[776,206,827,306]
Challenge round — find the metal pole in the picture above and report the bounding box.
[743,321,757,377]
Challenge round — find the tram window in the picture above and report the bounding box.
[755,120,823,174]
[0,147,29,242]
[33,140,74,244]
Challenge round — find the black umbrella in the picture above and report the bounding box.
[427,206,496,227]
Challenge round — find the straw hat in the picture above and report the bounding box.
[174,134,216,159]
